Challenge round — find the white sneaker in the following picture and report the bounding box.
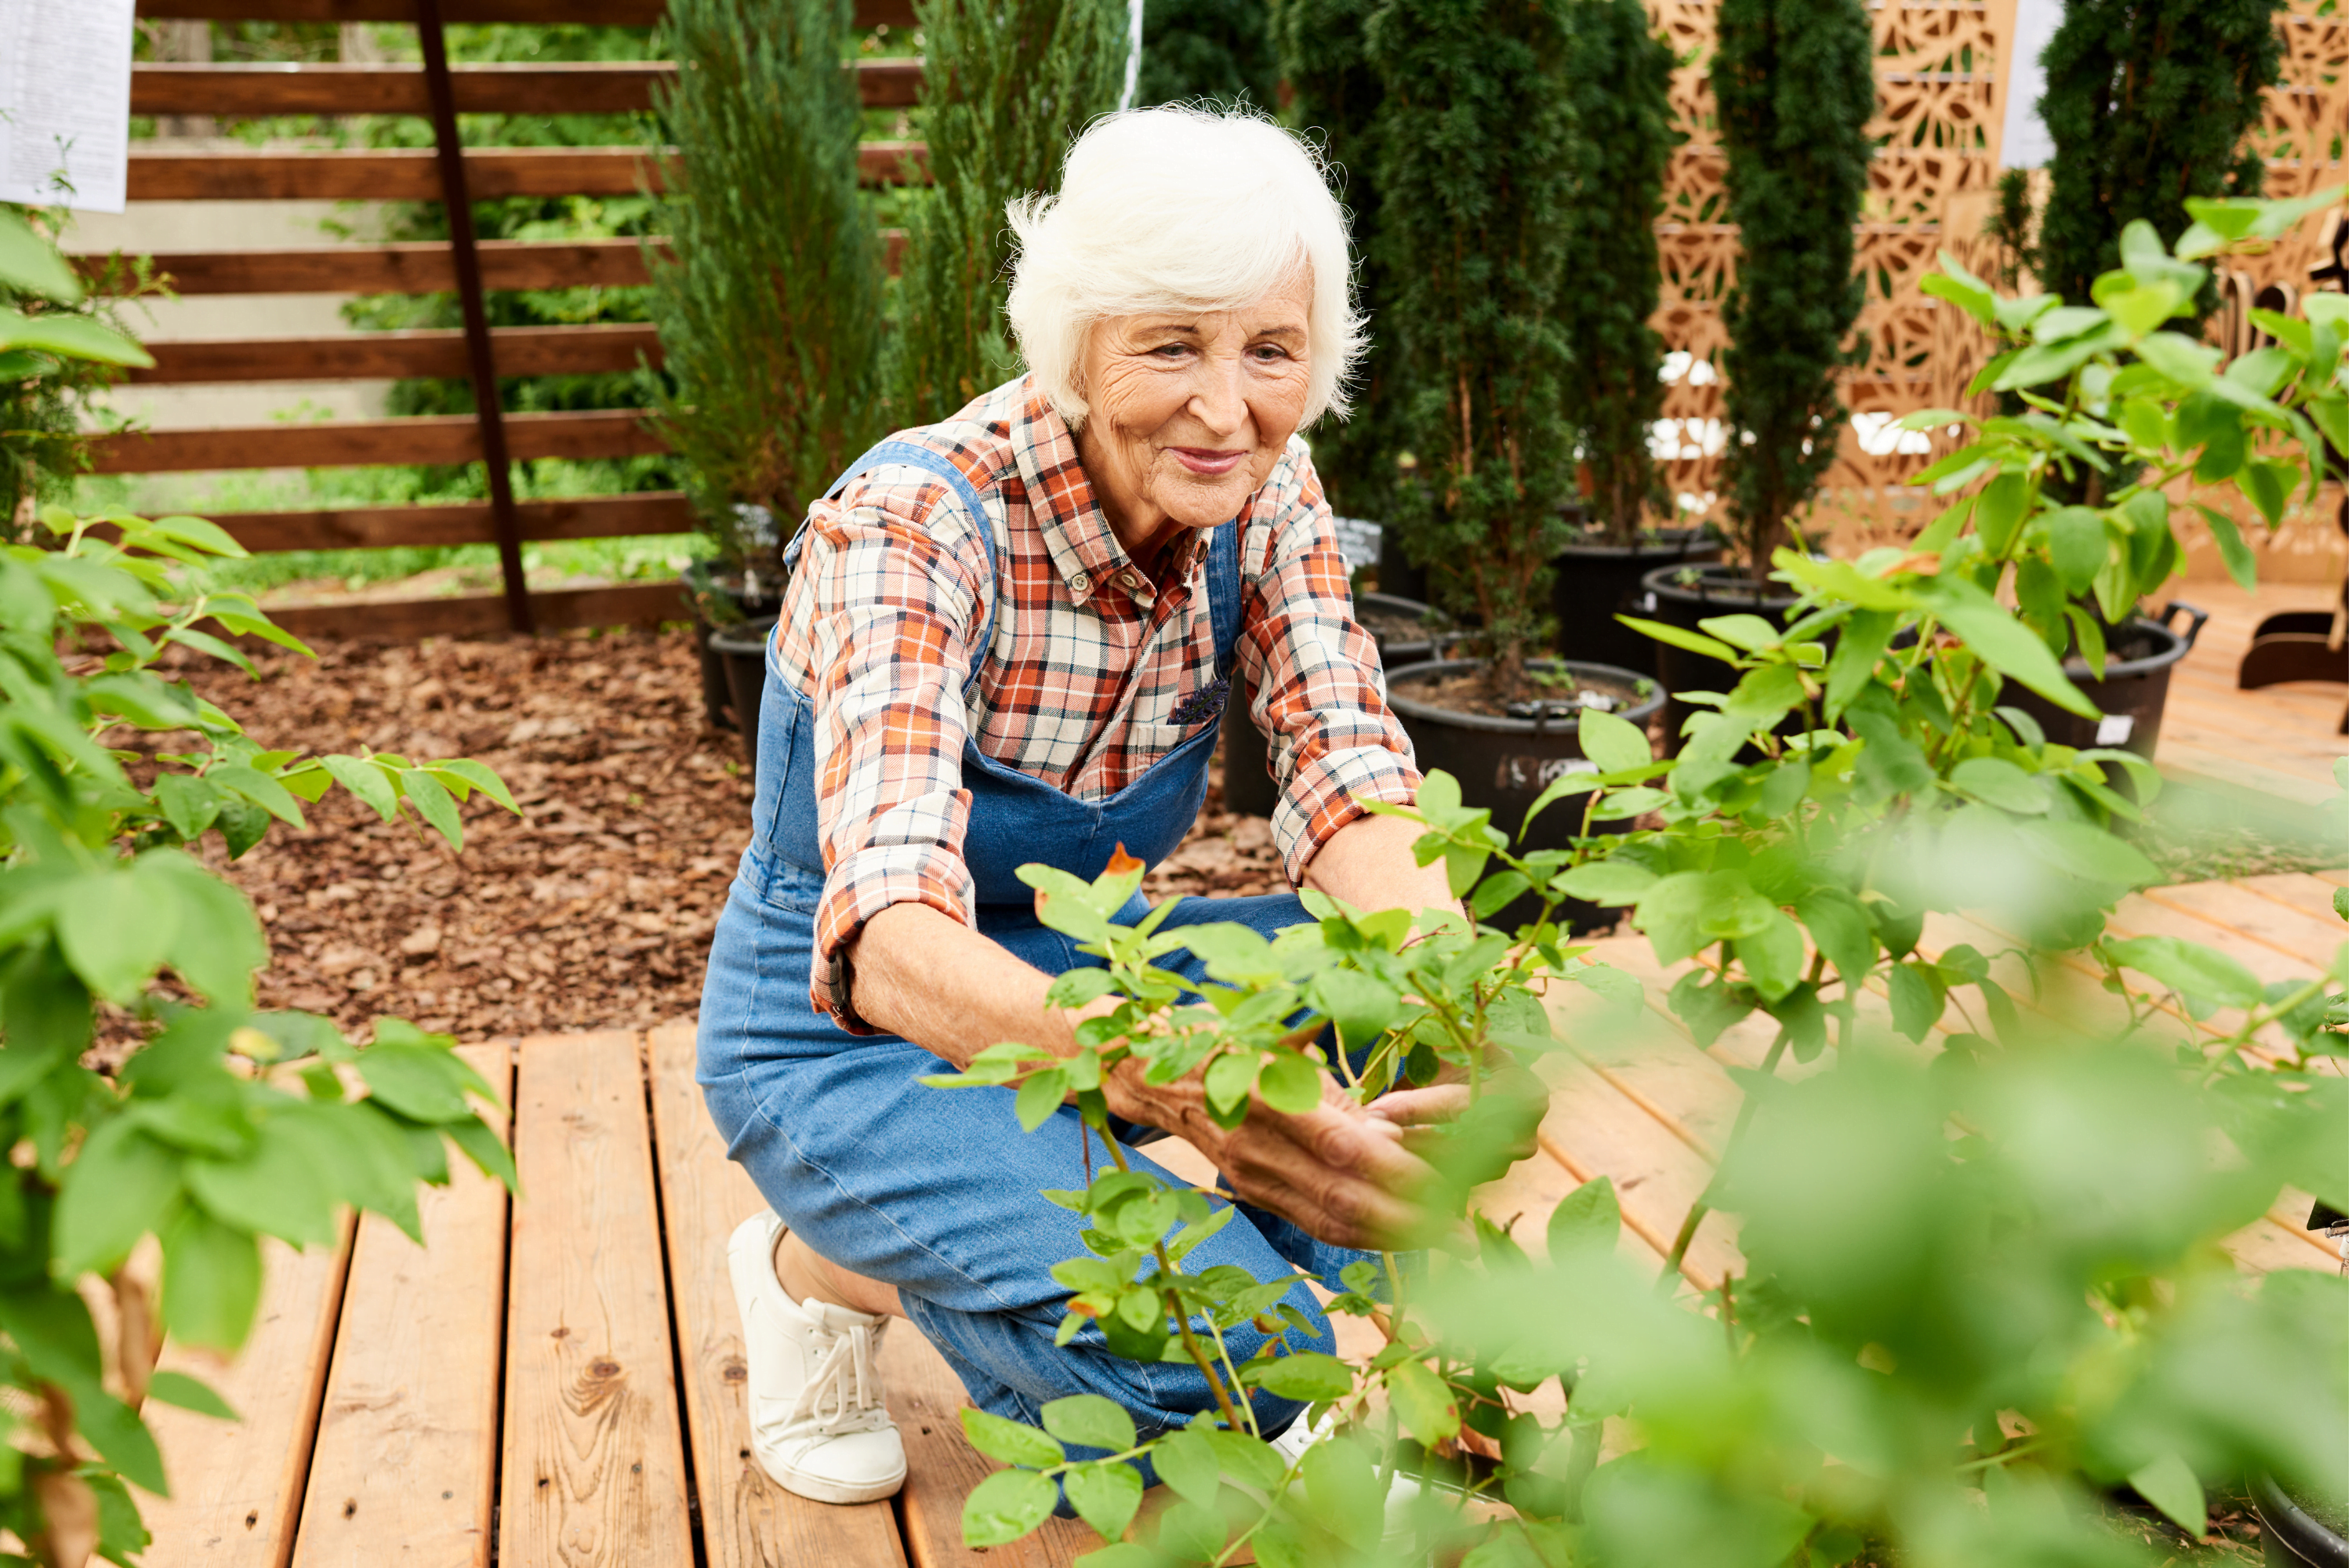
[726,1210,906,1504]
[1268,1408,1434,1534]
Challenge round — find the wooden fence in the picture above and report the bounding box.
[96,0,921,640]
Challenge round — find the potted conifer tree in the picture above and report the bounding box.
[1635,0,1873,742]
[648,0,884,731]
[1548,0,1721,677]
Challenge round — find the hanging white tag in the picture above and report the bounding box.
[2095,713,2135,746]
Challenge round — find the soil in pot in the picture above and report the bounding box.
[1385,657,1665,935]
[709,617,777,767]
[1222,590,1441,819]
[1636,562,1812,751]
[1998,603,2206,762]
[2254,1469,2349,1568]
[1553,527,1723,677]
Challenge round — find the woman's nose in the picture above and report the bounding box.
[1186,355,1247,434]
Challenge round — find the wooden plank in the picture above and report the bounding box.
[128,324,664,385]
[93,240,658,297]
[643,1023,911,1568]
[125,143,927,202]
[86,408,662,474]
[500,1031,694,1566]
[1534,1055,1743,1290]
[2147,877,2349,970]
[139,1227,356,1568]
[2104,891,2331,991]
[203,492,694,554]
[130,58,924,116]
[136,0,921,26]
[880,1328,1098,1568]
[247,580,690,643]
[289,1044,513,1568]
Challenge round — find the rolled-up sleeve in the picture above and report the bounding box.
[797,480,993,1027]
[1236,455,1422,882]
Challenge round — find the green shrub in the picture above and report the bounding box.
[888,0,1124,425]
[1137,0,1279,110]
[1712,0,1875,583]
[646,0,885,580]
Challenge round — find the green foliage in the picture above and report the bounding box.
[646,0,886,576]
[1138,0,1279,111]
[1984,166,2038,292]
[0,220,517,1568]
[1712,0,1875,583]
[889,0,1124,425]
[2034,0,2284,319]
[1367,0,1580,687]
[1273,0,1393,521]
[1560,0,1678,546]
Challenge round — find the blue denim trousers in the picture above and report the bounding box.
[695,851,1377,1451]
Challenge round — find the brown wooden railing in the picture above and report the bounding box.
[94,0,920,638]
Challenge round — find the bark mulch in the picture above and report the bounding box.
[166,626,1286,1043]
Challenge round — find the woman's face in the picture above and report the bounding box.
[1075,269,1315,560]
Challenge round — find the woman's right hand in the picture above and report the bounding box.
[1107,1060,1447,1251]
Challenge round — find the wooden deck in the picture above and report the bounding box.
[131,866,2346,1568]
[2154,580,2346,809]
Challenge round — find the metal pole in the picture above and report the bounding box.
[415,0,533,633]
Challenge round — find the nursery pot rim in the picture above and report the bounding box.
[2053,602,2205,684]
[1557,526,1723,563]
[2252,1469,2350,1566]
[1639,559,1805,612]
[1385,656,1665,735]
[707,618,777,658]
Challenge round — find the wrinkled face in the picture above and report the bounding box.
[1075,269,1315,560]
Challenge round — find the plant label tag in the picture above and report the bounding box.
[1640,592,1658,612]
[1497,756,1599,791]
[2095,713,2135,746]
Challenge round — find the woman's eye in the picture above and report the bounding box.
[1152,343,1189,358]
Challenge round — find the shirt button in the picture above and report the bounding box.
[1068,572,1088,593]
[1117,569,1141,590]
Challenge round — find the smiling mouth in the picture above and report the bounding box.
[1169,447,1248,477]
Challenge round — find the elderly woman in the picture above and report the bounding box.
[697,106,1470,1506]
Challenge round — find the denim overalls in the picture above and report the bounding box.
[696,439,1370,1447]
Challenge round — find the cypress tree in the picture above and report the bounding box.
[2034,0,2283,317]
[1559,0,1678,544]
[889,0,1124,423]
[1711,0,1875,583]
[645,0,883,574]
[1367,0,1579,691]
[1138,0,1279,109]
[1276,0,1393,521]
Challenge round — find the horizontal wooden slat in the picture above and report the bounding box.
[126,142,924,201]
[205,491,695,551]
[136,0,920,26]
[251,579,691,641]
[87,408,662,473]
[130,57,924,116]
[78,229,905,295]
[129,322,663,383]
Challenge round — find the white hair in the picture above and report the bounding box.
[1004,105,1363,431]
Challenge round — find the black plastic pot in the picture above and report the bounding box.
[1635,562,1809,748]
[1553,528,1723,675]
[2254,1471,2349,1568]
[708,617,777,766]
[1221,591,1443,819]
[2001,603,2207,760]
[1385,658,1664,934]
[682,566,783,733]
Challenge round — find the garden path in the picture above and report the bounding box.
[129,871,2344,1568]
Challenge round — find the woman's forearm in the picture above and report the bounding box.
[845,902,1080,1072]
[1300,807,1457,916]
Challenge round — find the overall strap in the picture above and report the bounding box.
[1204,515,1245,682]
[782,438,1003,690]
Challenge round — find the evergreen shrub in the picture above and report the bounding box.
[1712,0,1875,583]
[1137,0,1279,110]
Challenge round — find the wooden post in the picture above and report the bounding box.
[415,0,533,633]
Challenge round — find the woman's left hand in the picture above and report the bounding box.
[1362,1071,1546,1191]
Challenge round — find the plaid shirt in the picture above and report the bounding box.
[770,375,1420,1022]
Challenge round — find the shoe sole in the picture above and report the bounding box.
[760,1461,909,1506]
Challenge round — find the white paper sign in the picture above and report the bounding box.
[1999,0,2066,170]
[0,0,136,213]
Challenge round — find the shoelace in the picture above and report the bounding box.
[789,1319,885,1432]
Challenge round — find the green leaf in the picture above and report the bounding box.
[1014,1066,1070,1131]
[1545,1177,1620,1259]
[2016,819,2157,890]
[1042,1393,1138,1454]
[1886,963,1940,1043]
[2193,505,2259,593]
[960,1407,1065,1469]
[1919,579,2097,718]
[446,1116,519,1192]
[1065,1460,1143,1541]
[1821,608,1896,720]
[430,757,520,814]
[0,209,85,302]
[146,1367,238,1420]
[2104,935,2264,1009]
[358,1040,474,1123]
[1575,707,1652,774]
[1155,1427,1221,1503]
[0,308,151,366]
[1947,757,2045,815]
[151,772,227,840]
[160,1206,264,1352]
[208,764,306,827]
[962,1468,1058,1548]
[1554,860,1657,907]
[1616,615,1740,664]
[1793,888,1874,987]
[1385,1357,1461,1446]
[401,768,463,851]
[1973,471,2032,557]
[321,755,401,822]
[186,1131,339,1248]
[1695,613,1780,652]
[57,869,176,1001]
[1257,1050,1322,1116]
[1734,909,1806,1003]
[2136,331,2225,386]
[2129,1453,2205,1538]
[2236,460,2292,528]
[1309,971,1399,1054]
[153,862,267,1006]
[53,1120,182,1277]
[1239,1351,1354,1402]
